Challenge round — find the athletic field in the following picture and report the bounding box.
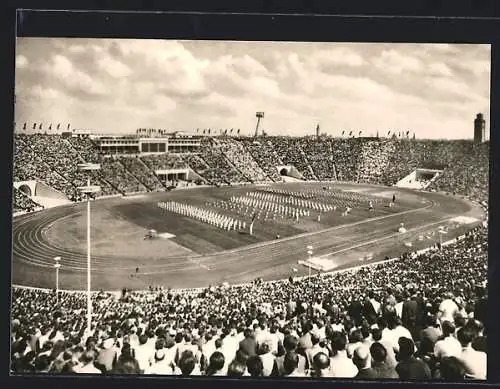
[11,182,484,291]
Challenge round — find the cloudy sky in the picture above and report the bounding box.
[15,39,490,139]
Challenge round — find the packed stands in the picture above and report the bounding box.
[356,140,395,185]
[330,139,363,183]
[241,138,283,182]
[300,138,336,181]
[10,225,487,378]
[140,154,187,171]
[13,135,489,204]
[213,138,269,182]
[427,142,489,203]
[270,137,317,180]
[119,157,165,191]
[99,158,148,194]
[195,138,249,185]
[13,187,43,213]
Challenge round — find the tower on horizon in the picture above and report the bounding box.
[316,124,320,138]
[254,112,264,137]
[474,113,486,144]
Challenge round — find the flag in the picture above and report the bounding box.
[33,123,36,129]
[49,123,52,130]
[203,129,206,134]
[196,128,199,133]
[57,123,60,130]
[39,123,42,130]
[230,128,233,133]
[359,131,362,136]
[23,123,26,130]
[208,129,211,134]
[67,123,70,130]
[224,129,228,135]
[387,131,391,136]
[349,131,353,136]
[406,130,410,136]
[342,130,345,136]
[237,129,241,134]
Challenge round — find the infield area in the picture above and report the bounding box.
[11,182,484,291]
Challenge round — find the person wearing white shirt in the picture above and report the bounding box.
[135,335,154,373]
[74,351,102,374]
[434,321,462,360]
[144,350,175,375]
[438,295,459,324]
[329,334,358,378]
[259,342,276,377]
[456,326,487,380]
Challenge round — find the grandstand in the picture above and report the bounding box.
[11,132,488,379]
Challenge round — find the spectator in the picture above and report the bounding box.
[370,342,399,379]
[329,332,358,378]
[396,337,431,380]
[353,345,377,380]
[456,326,486,380]
[246,355,264,377]
[205,351,226,376]
[434,321,461,360]
[74,351,101,374]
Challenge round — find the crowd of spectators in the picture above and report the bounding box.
[300,137,336,181]
[13,135,489,205]
[356,141,395,185]
[140,154,187,171]
[119,157,165,192]
[194,139,248,185]
[99,158,148,195]
[213,138,269,182]
[426,142,489,203]
[13,187,43,214]
[11,223,487,379]
[270,137,317,180]
[241,139,284,182]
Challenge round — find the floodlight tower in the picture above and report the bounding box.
[254,112,265,137]
[77,163,101,333]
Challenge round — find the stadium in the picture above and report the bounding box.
[12,131,488,291]
[11,40,489,379]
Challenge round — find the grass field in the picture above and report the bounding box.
[11,182,484,291]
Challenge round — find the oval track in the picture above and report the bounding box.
[11,184,481,290]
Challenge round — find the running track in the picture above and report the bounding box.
[11,184,482,291]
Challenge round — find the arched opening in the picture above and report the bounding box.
[280,168,289,176]
[19,184,32,197]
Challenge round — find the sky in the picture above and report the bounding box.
[14,38,491,139]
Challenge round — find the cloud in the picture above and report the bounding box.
[42,54,106,97]
[97,55,132,78]
[373,49,423,74]
[16,55,28,69]
[14,39,491,139]
[429,62,453,77]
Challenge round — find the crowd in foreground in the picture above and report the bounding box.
[11,225,487,380]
